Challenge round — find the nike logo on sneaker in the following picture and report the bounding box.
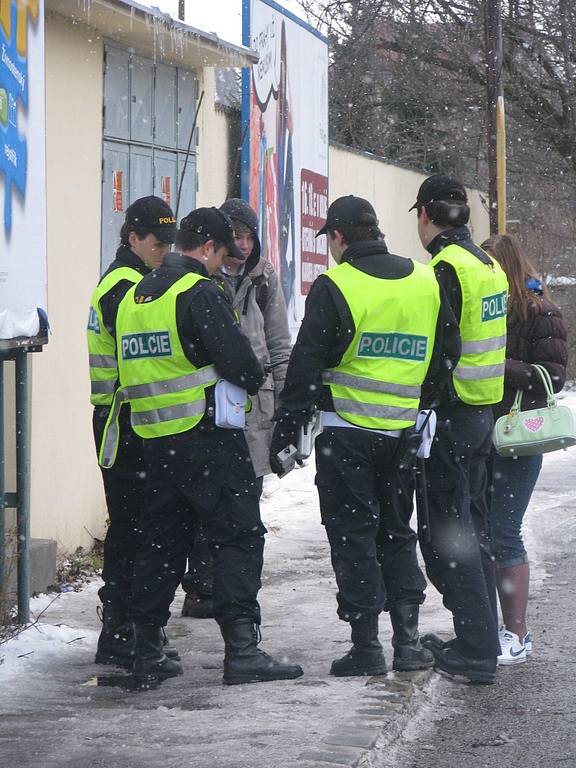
[510,647,525,657]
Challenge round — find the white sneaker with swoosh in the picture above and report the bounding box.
[498,629,527,665]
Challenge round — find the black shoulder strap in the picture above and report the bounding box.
[457,239,494,267]
[254,280,268,313]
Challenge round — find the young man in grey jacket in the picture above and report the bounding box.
[181,198,292,618]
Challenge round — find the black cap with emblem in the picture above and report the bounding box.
[124,196,176,243]
[315,195,379,238]
[409,174,467,212]
[179,207,244,260]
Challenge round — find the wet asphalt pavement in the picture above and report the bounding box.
[371,451,576,768]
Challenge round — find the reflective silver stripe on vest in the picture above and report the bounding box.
[131,400,205,426]
[454,362,505,381]
[322,371,421,399]
[99,389,127,469]
[460,335,506,355]
[122,366,218,400]
[321,411,403,438]
[91,380,117,395]
[89,354,117,369]
[332,397,418,422]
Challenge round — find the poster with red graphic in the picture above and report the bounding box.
[300,169,328,294]
[242,0,328,335]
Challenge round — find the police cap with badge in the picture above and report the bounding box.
[124,195,177,243]
[179,207,244,260]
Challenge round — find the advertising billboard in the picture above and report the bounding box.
[242,0,328,334]
[0,0,46,344]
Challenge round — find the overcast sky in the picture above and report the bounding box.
[144,0,308,45]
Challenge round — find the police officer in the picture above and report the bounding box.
[270,196,460,676]
[181,198,292,619]
[410,175,508,684]
[88,195,179,667]
[100,207,303,684]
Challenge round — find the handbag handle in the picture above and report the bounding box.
[510,363,556,414]
[532,364,556,407]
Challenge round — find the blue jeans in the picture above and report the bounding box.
[488,451,543,567]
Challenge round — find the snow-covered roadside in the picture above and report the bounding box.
[0,588,99,678]
[3,392,574,682]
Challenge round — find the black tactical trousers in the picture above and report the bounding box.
[315,427,427,623]
[181,476,264,598]
[131,426,266,627]
[93,407,145,616]
[419,402,500,660]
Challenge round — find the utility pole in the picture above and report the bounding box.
[178,1,185,22]
[484,0,506,235]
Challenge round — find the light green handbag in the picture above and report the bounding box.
[493,364,576,457]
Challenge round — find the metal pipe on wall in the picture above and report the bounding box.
[496,94,507,234]
[16,350,30,625]
[0,362,5,594]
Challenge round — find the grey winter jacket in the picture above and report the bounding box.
[215,201,292,476]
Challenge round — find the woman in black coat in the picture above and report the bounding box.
[482,234,568,666]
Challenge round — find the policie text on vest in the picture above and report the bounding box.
[121,332,172,360]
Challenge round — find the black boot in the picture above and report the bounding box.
[160,627,181,660]
[132,625,183,679]
[221,619,304,685]
[330,615,387,677]
[95,607,134,668]
[389,605,434,672]
[429,644,496,685]
[421,632,457,651]
[181,592,215,619]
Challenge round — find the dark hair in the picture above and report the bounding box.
[418,200,470,228]
[232,220,252,236]
[481,233,549,322]
[327,222,383,245]
[175,229,225,253]
[120,223,149,245]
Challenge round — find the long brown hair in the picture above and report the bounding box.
[481,233,549,322]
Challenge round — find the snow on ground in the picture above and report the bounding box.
[1,401,575,767]
[0,458,451,768]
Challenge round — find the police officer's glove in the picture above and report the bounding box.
[269,412,307,477]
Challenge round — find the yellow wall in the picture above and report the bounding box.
[329,144,489,263]
[30,13,106,549]
[196,69,230,208]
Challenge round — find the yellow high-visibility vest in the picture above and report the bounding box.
[99,272,218,467]
[322,260,441,430]
[430,243,508,405]
[87,266,142,406]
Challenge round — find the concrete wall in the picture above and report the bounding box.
[329,144,490,263]
[30,13,106,549]
[196,69,230,208]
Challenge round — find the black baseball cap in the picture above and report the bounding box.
[179,207,244,260]
[316,195,379,238]
[125,196,176,243]
[409,174,467,212]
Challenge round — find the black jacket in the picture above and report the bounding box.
[133,253,265,396]
[494,297,568,420]
[277,240,461,422]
